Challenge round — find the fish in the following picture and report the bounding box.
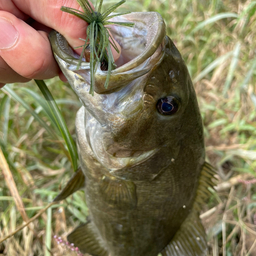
[49,11,215,256]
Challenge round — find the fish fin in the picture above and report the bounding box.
[100,175,137,209]
[161,211,208,256]
[193,162,217,213]
[161,162,216,256]
[53,167,85,202]
[67,222,108,256]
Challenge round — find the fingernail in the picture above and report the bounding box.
[0,19,19,49]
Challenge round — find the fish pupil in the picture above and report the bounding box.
[162,102,173,112]
[157,96,179,115]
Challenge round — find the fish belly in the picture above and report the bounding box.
[82,162,194,256]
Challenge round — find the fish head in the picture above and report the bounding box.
[49,12,204,169]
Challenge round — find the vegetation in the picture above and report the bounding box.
[0,0,256,255]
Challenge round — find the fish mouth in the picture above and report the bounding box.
[49,12,166,94]
[49,12,167,168]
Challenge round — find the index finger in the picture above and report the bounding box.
[12,0,89,51]
[12,0,121,60]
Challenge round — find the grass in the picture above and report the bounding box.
[0,0,256,255]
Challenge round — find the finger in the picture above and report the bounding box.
[0,11,59,82]
[13,0,89,52]
[59,71,68,82]
[0,56,30,84]
[0,1,28,20]
[12,0,121,60]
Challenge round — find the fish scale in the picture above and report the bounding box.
[51,12,216,256]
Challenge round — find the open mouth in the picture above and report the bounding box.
[49,12,166,94]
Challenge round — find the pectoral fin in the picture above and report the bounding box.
[100,175,137,209]
[67,222,108,256]
[53,167,85,202]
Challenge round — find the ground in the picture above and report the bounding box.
[0,0,256,255]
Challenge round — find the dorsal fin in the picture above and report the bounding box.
[67,222,108,256]
[53,167,85,202]
[161,162,216,256]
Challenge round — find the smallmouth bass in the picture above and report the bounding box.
[50,12,215,256]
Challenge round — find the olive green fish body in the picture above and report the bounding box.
[51,12,215,256]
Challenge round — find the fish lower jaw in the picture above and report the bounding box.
[80,107,158,171]
[90,134,158,171]
[107,148,158,171]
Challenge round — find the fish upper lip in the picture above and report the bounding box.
[50,12,166,72]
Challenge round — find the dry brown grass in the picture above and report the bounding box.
[0,0,256,255]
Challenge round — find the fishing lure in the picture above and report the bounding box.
[61,0,134,94]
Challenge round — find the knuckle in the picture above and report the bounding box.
[21,58,46,79]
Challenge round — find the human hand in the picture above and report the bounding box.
[0,0,121,88]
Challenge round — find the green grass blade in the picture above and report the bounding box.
[193,51,233,83]
[0,95,10,146]
[26,106,44,130]
[240,58,256,90]
[223,42,241,97]
[35,80,78,171]
[228,149,256,161]
[67,203,87,222]
[250,93,256,109]
[0,94,8,117]
[72,192,88,214]
[45,195,52,256]
[20,88,59,130]
[2,86,55,138]
[2,97,10,146]
[235,1,256,35]
[208,118,228,129]
[191,13,238,34]
[20,89,81,129]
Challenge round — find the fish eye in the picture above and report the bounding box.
[156,96,179,115]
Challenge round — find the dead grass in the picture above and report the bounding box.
[0,0,256,255]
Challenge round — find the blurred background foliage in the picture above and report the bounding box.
[0,0,256,255]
